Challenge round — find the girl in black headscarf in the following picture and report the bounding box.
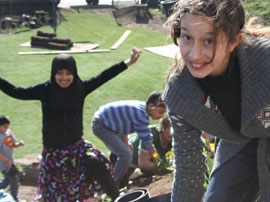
[0,47,141,201]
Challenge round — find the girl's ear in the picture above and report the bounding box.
[228,33,243,52]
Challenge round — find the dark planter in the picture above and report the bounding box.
[160,0,177,17]
[147,192,171,202]
[114,188,150,202]
[147,0,159,8]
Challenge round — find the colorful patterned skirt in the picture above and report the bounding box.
[38,139,114,202]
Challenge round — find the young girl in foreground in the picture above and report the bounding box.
[163,0,270,201]
[0,47,141,201]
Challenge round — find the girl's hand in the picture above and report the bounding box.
[18,140,24,147]
[124,47,142,67]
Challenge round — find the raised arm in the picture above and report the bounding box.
[0,77,45,101]
[124,47,141,67]
[134,119,155,153]
[84,47,141,94]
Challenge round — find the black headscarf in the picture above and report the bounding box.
[48,54,85,110]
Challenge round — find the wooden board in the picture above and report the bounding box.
[18,49,110,55]
[110,30,131,50]
[20,41,99,51]
[18,42,110,55]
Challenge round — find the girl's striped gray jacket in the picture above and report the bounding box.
[162,37,270,202]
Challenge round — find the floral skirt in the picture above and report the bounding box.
[38,139,114,202]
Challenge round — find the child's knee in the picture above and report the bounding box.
[119,150,132,162]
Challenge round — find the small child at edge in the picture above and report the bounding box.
[0,115,24,202]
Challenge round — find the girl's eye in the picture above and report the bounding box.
[182,35,191,41]
[205,39,214,45]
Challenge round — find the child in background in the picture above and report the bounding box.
[0,115,24,202]
[111,115,172,188]
[0,47,141,201]
[133,114,172,174]
[91,91,166,187]
[163,0,270,201]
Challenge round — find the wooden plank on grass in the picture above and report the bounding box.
[18,49,111,55]
[110,30,131,50]
[20,42,100,52]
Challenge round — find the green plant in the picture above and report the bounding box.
[204,154,214,190]
[154,149,174,172]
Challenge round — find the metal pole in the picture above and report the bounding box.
[51,0,57,33]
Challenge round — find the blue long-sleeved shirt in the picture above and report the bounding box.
[94,100,154,150]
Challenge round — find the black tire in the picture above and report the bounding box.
[86,0,99,5]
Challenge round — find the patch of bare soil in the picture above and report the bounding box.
[83,5,170,35]
[15,153,173,202]
[15,153,40,201]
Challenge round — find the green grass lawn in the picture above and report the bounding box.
[0,9,174,158]
[242,0,270,25]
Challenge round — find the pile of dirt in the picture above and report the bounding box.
[84,5,170,35]
[15,153,40,201]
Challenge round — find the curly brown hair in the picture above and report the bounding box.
[165,0,270,78]
[169,0,245,46]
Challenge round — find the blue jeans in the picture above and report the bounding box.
[204,139,259,202]
[92,118,132,184]
[0,172,19,201]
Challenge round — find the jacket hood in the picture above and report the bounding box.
[47,54,84,110]
[51,54,78,84]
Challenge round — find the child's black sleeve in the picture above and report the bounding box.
[0,77,46,101]
[83,61,127,95]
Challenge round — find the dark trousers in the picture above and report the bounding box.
[204,139,259,202]
[84,154,119,200]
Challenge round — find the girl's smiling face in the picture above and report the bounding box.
[179,14,240,78]
[55,69,74,88]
